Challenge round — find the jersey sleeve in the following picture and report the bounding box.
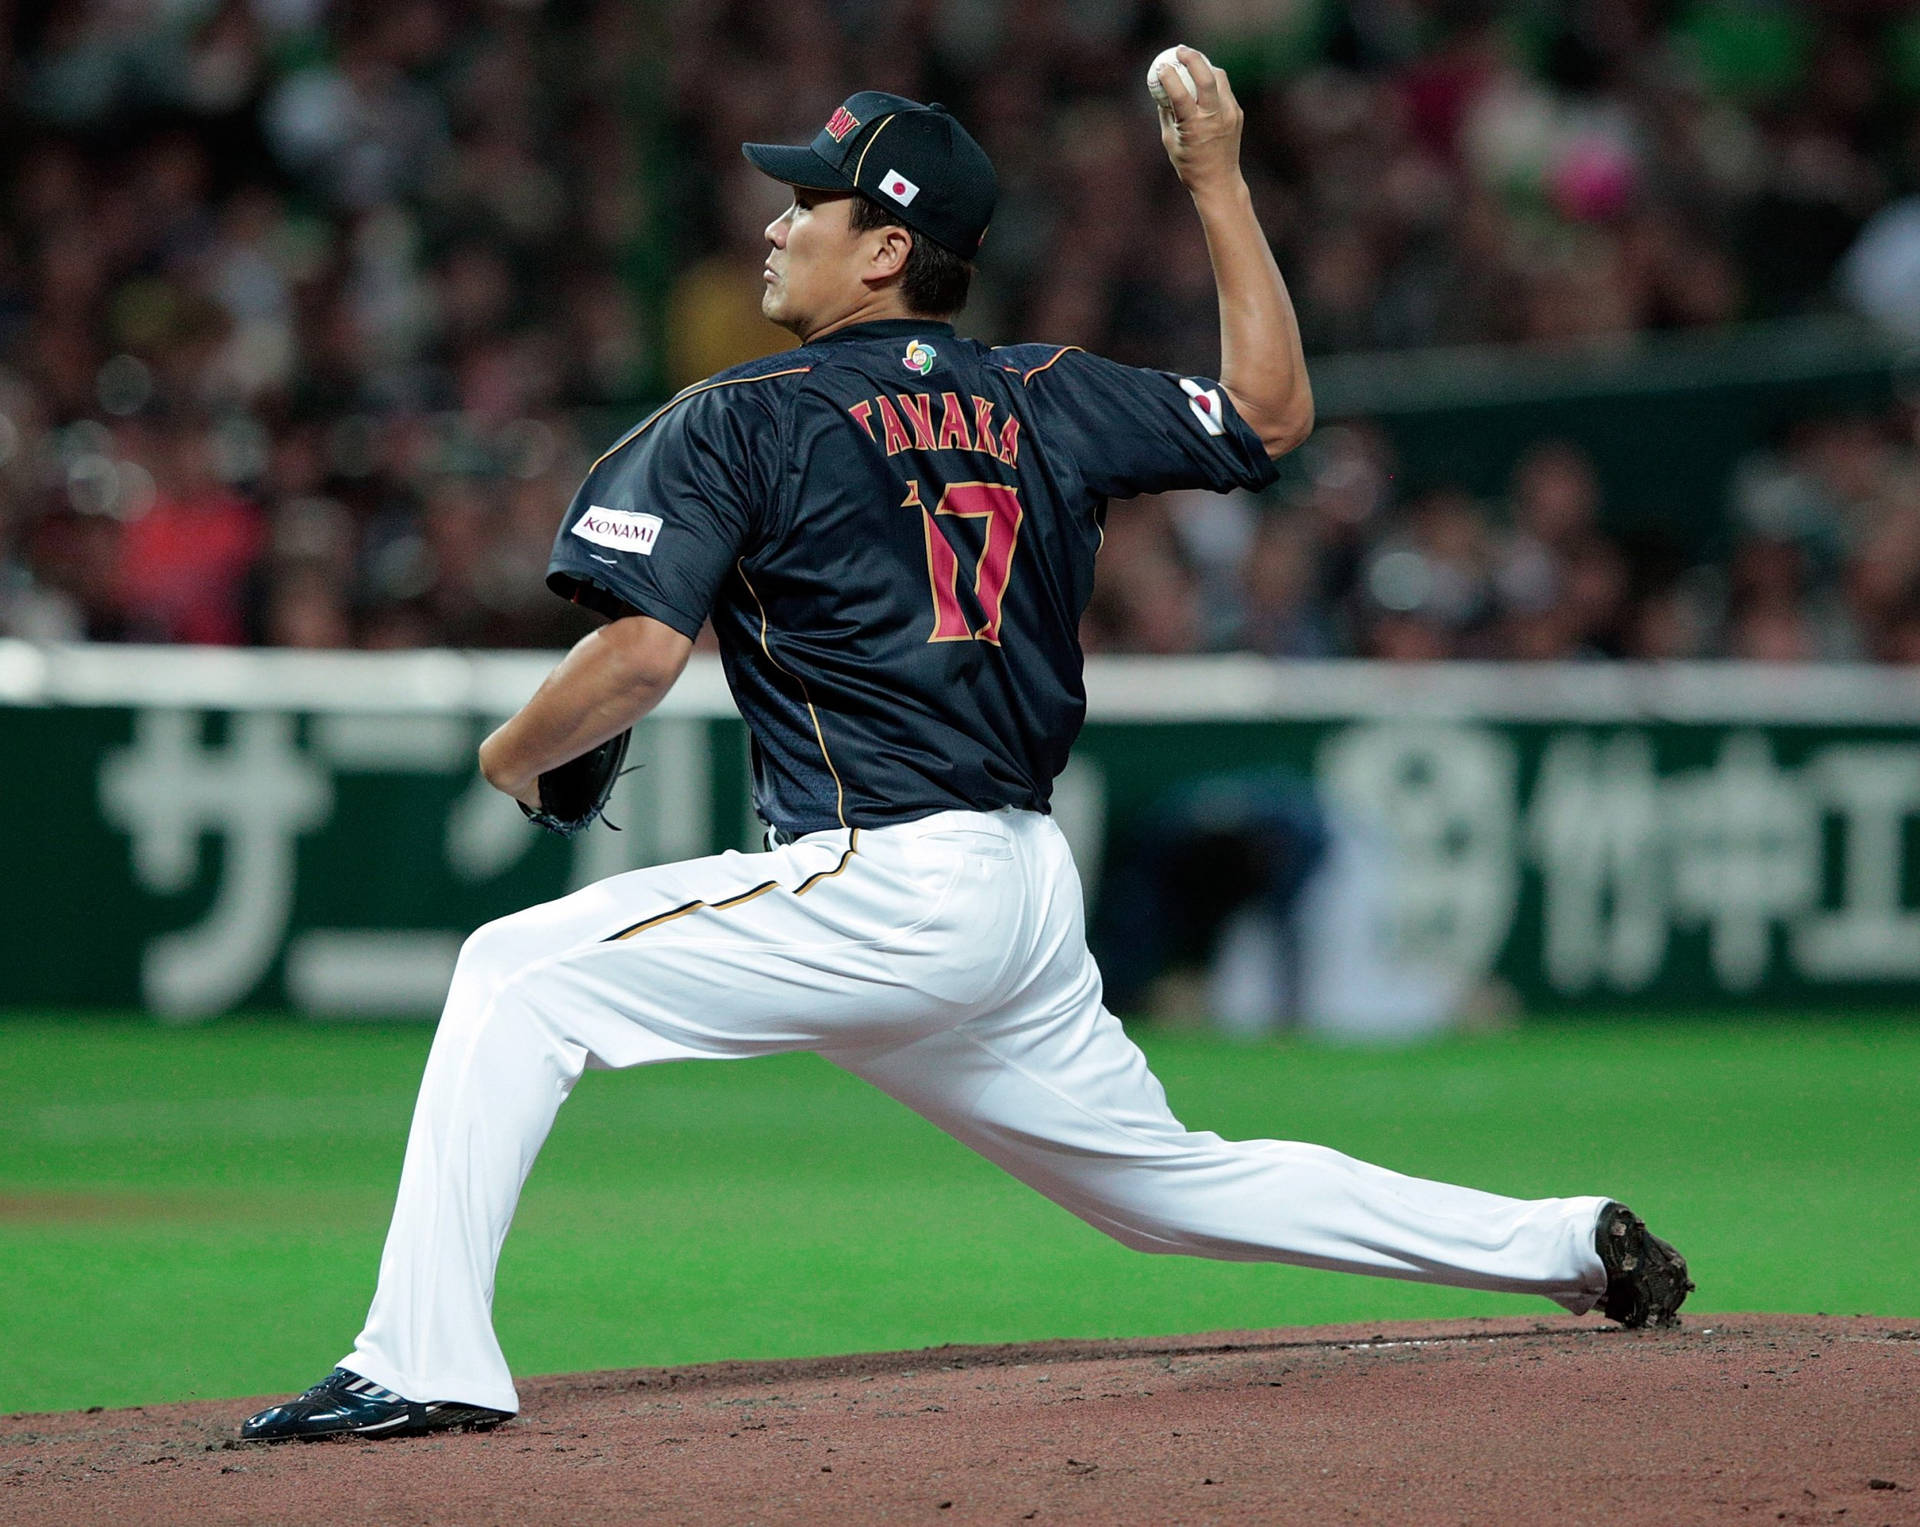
[546,388,776,637]
[1024,348,1280,500]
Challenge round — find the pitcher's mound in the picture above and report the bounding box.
[5,1315,1918,1526]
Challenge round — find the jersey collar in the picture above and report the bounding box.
[806,318,957,347]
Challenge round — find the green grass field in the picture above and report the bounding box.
[2,1015,1914,1416]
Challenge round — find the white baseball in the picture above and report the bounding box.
[1147,47,1199,108]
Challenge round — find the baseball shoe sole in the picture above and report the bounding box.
[238,1368,511,1443]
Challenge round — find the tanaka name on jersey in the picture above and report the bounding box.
[847,391,1022,467]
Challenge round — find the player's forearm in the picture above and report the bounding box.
[478,616,693,802]
[1153,45,1311,458]
[1192,173,1313,459]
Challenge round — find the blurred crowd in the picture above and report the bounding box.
[1090,405,1920,662]
[2,0,1920,657]
[0,0,651,647]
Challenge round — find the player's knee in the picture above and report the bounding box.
[1099,1219,1187,1255]
[1093,1207,1221,1257]
[1104,1194,1266,1257]
[451,912,538,994]
[1075,1179,1211,1256]
[1079,1140,1256,1255]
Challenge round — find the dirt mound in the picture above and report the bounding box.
[6,1315,1918,1525]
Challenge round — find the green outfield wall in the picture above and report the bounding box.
[4,643,1919,1017]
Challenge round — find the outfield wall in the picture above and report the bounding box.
[5,640,1920,1018]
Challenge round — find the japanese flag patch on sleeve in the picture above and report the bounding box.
[1179,377,1227,437]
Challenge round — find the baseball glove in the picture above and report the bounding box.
[518,728,633,838]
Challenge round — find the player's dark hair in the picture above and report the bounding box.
[847,194,973,316]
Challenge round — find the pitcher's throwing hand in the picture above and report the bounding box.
[1151,45,1244,193]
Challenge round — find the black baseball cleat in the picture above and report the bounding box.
[238,1368,510,1442]
[1594,1202,1694,1328]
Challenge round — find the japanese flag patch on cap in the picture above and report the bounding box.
[879,169,920,206]
[1180,377,1226,437]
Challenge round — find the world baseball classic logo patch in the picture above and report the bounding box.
[572,506,662,555]
[903,339,937,375]
[824,107,861,142]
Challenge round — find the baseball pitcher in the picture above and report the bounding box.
[241,51,1689,1442]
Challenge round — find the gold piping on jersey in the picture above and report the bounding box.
[587,366,813,474]
[735,559,848,828]
[1019,346,1080,384]
[851,115,897,186]
[603,832,861,941]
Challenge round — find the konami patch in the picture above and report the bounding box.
[572,506,662,555]
[1180,377,1226,437]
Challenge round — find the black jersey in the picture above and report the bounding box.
[547,318,1278,837]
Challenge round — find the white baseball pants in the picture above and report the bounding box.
[345,808,1609,1413]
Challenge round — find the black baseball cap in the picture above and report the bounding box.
[743,92,997,260]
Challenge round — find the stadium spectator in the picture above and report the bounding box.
[113,414,264,645]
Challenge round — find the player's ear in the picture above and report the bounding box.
[868,224,913,284]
